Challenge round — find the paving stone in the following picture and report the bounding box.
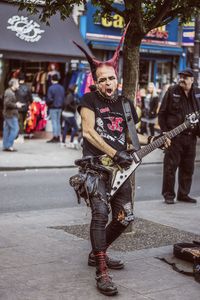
[0,203,199,299]
[146,282,200,300]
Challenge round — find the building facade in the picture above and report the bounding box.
[79,1,194,90]
[0,1,91,95]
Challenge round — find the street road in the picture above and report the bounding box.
[0,163,199,214]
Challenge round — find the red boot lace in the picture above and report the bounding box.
[95,252,110,281]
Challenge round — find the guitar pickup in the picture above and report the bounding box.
[132,152,140,163]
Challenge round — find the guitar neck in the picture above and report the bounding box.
[136,121,189,160]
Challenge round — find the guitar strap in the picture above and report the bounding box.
[193,88,200,134]
[121,96,141,151]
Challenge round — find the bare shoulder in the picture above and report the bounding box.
[80,107,94,119]
[80,107,95,131]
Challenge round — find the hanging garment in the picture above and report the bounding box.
[84,72,94,94]
[25,99,47,133]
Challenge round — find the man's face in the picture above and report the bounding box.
[178,74,194,91]
[95,65,118,98]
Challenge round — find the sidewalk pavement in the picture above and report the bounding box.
[0,137,200,299]
[0,137,200,170]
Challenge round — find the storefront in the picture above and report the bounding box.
[0,1,93,133]
[0,2,91,96]
[80,2,187,89]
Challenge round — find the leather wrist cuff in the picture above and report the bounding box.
[113,152,119,162]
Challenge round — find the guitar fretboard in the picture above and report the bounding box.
[137,121,189,160]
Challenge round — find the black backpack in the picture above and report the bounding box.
[156,240,200,284]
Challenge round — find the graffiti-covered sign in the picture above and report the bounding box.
[7,15,45,42]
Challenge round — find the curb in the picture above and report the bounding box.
[0,160,199,172]
[0,165,78,171]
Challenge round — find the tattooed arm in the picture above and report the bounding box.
[81,107,117,158]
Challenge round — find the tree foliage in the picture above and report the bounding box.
[14,0,200,29]
[11,0,200,98]
[14,0,200,51]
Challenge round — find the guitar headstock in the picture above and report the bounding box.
[186,111,200,128]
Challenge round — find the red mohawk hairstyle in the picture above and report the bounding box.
[73,22,129,81]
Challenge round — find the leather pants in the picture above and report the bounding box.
[89,177,134,253]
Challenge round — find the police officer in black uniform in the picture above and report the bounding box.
[158,68,200,204]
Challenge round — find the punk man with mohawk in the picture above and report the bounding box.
[73,25,170,296]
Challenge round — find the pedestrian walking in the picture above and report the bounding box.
[2,78,25,152]
[61,85,79,148]
[46,74,65,143]
[73,31,170,296]
[158,68,200,204]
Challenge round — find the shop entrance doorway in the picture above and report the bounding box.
[155,58,175,89]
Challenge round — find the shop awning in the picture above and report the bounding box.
[0,2,92,62]
[90,40,183,56]
[141,42,183,55]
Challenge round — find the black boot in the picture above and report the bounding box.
[88,252,124,269]
[177,196,197,203]
[46,137,57,143]
[194,257,200,283]
[95,251,118,296]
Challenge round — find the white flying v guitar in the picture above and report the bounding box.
[72,112,200,203]
[108,111,200,200]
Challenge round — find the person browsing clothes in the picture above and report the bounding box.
[16,73,32,140]
[46,74,65,143]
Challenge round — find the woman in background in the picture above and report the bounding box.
[61,85,78,148]
[140,82,159,136]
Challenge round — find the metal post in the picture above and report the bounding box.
[193,16,200,87]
